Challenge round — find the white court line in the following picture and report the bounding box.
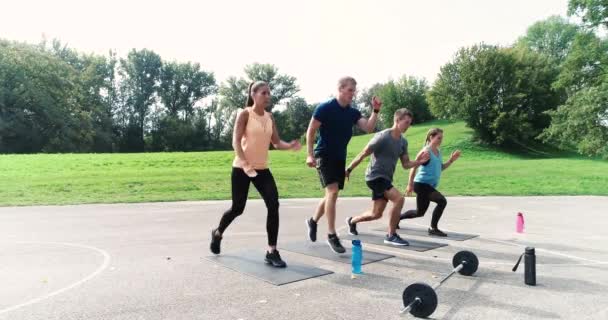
[357,243,608,267]
[227,232,268,237]
[0,242,111,316]
[405,221,608,266]
[339,222,608,267]
[299,221,606,267]
[481,238,608,265]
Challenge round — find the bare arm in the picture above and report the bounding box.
[408,165,418,185]
[400,149,430,170]
[232,109,249,164]
[305,117,321,167]
[442,150,461,170]
[442,160,453,170]
[306,117,321,156]
[270,114,300,150]
[356,96,382,133]
[405,164,418,195]
[356,111,379,133]
[399,154,418,170]
[347,144,373,173]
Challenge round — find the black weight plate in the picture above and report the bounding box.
[453,250,479,276]
[402,282,438,318]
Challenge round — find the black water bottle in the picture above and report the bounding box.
[524,247,536,286]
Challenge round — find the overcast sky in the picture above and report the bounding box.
[1,0,570,102]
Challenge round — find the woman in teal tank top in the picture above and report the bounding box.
[397,128,461,236]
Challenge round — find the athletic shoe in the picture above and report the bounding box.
[346,217,358,236]
[327,234,346,253]
[210,228,222,254]
[306,217,317,242]
[384,233,410,246]
[428,228,448,237]
[265,250,287,268]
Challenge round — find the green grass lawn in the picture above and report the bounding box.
[1,120,607,206]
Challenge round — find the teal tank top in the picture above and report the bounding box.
[414,146,442,188]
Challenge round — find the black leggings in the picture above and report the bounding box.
[217,167,280,246]
[400,182,447,229]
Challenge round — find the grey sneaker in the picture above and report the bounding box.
[384,233,409,246]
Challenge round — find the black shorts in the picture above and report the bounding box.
[366,178,394,201]
[315,156,346,190]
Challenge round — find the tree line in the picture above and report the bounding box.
[1,0,606,157]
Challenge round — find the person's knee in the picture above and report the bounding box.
[268,198,280,213]
[437,197,447,208]
[231,205,246,216]
[385,188,402,203]
[393,196,405,209]
[326,184,339,199]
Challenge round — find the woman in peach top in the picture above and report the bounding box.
[209,81,301,268]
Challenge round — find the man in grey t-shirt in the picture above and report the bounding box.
[344,108,429,246]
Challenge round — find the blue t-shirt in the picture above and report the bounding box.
[313,98,362,160]
[414,147,443,188]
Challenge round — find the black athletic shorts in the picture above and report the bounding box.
[366,178,393,201]
[315,155,346,190]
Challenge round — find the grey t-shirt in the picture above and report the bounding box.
[365,129,408,182]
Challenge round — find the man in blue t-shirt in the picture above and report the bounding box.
[304,76,381,254]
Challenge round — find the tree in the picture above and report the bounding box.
[568,0,608,29]
[41,39,118,152]
[149,114,205,152]
[539,12,608,157]
[428,44,561,146]
[0,40,96,153]
[118,49,162,151]
[158,61,217,120]
[553,32,608,95]
[218,63,299,112]
[540,80,608,158]
[150,61,217,151]
[516,15,581,65]
[357,83,383,119]
[355,83,384,132]
[377,76,432,125]
[201,98,234,149]
[275,97,314,141]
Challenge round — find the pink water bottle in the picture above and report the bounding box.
[516,212,525,233]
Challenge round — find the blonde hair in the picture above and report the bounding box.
[337,76,357,89]
[424,128,443,146]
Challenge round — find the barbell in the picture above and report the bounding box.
[400,250,479,318]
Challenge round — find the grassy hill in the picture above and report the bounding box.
[1,120,606,206]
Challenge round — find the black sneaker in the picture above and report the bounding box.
[265,250,287,268]
[327,234,346,254]
[306,218,317,242]
[346,217,358,236]
[428,228,447,237]
[210,229,222,254]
